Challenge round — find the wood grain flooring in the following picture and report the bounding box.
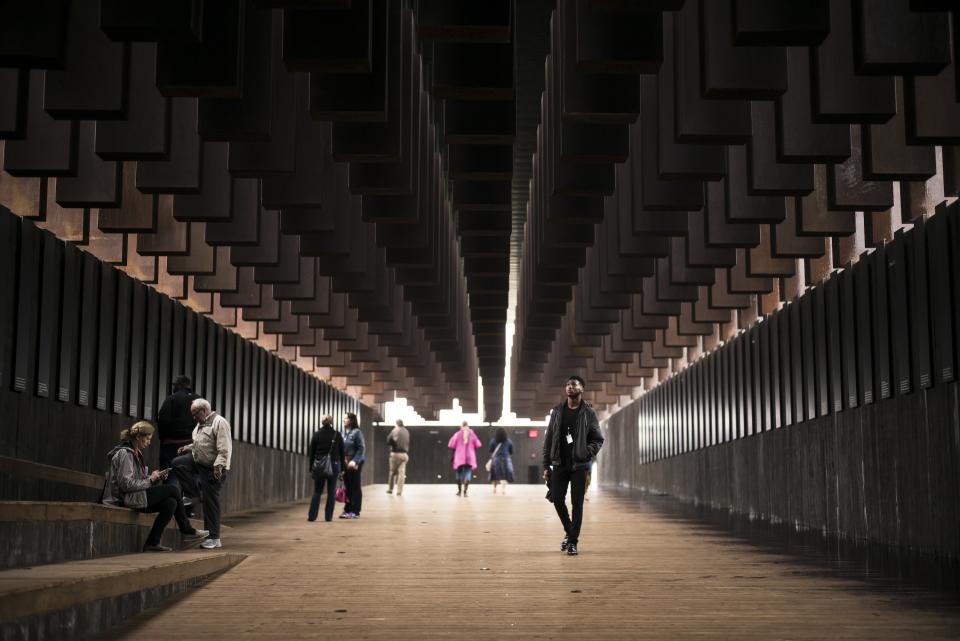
[97,485,960,640]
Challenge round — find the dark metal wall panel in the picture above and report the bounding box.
[711,352,720,444]
[143,288,160,420]
[240,340,252,442]
[171,302,185,385]
[887,235,912,395]
[778,307,793,426]
[205,319,218,408]
[182,309,196,393]
[674,377,681,454]
[270,357,279,450]
[193,313,206,396]
[95,263,117,412]
[950,206,960,384]
[724,341,734,441]
[769,313,782,428]
[825,274,844,412]
[750,328,761,436]
[265,351,274,447]
[112,274,131,415]
[57,243,82,403]
[871,243,892,400]
[288,365,296,451]
[127,281,146,417]
[735,334,747,438]
[274,360,282,451]
[789,301,804,423]
[811,284,829,417]
[840,267,859,410]
[13,221,42,394]
[294,372,302,453]
[855,255,874,404]
[908,221,933,390]
[658,385,665,457]
[682,373,689,452]
[255,346,266,446]
[695,359,704,448]
[157,296,173,404]
[76,252,100,407]
[800,293,816,420]
[665,380,672,456]
[760,318,772,431]
[220,327,233,427]
[280,362,289,451]
[36,233,62,399]
[0,213,19,393]
[927,212,955,383]
[233,335,246,441]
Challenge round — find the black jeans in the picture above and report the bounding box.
[308,462,341,522]
[137,484,193,546]
[159,443,182,488]
[344,461,363,515]
[172,455,227,538]
[550,466,588,544]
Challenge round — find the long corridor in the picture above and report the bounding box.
[98,485,960,641]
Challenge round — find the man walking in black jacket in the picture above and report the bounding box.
[542,375,604,556]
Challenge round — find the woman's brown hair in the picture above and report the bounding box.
[120,421,155,443]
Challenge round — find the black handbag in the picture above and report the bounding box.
[311,433,337,480]
[312,451,334,480]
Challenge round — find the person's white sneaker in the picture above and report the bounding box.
[200,538,222,549]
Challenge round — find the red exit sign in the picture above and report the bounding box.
[527,429,539,438]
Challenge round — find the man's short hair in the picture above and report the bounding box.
[395,419,404,427]
[566,375,586,388]
[191,398,211,413]
[173,375,192,391]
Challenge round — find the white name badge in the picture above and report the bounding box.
[566,433,573,445]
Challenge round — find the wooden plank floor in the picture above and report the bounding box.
[98,485,960,640]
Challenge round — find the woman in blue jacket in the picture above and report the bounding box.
[340,412,365,519]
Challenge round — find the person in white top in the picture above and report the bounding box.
[172,398,233,549]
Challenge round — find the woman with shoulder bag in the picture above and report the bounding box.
[102,421,208,551]
[307,415,346,522]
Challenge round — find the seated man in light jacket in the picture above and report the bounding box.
[172,398,232,549]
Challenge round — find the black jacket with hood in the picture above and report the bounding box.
[541,400,604,472]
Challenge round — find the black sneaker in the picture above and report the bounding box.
[567,543,578,556]
[143,544,172,552]
[560,536,569,552]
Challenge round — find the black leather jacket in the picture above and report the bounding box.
[542,400,604,472]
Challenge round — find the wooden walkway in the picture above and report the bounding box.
[99,485,960,640]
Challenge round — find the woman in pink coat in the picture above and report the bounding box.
[447,421,482,497]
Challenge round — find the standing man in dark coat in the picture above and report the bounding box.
[157,376,199,489]
[542,375,604,556]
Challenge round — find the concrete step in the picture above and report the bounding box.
[0,551,245,640]
[0,501,223,570]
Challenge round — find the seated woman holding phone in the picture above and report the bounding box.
[102,421,208,551]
